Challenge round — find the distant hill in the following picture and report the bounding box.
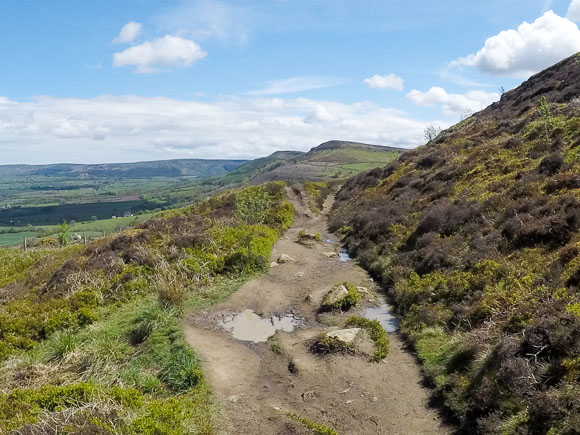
[246,140,405,184]
[330,53,580,433]
[0,158,249,180]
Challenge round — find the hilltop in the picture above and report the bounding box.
[248,140,404,184]
[207,140,405,187]
[330,53,580,433]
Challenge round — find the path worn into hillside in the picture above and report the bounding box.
[183,189,449,434]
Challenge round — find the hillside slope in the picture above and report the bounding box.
[0,182,293,432]
[249,140,404,184]
[330,53,580,433]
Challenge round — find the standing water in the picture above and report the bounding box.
[339,249,350,262]
[219,309,302,343]
[362,295,399,332]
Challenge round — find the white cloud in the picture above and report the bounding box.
[364,74,404,91]
[113,21,143,44]
[0,95,439,164]
[113,35,206,73]
[568,0,580,21]
[406,87,499,117]
[453,11,580,78]
[246,76,346,96]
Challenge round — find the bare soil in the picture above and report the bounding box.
[183,188,450,434]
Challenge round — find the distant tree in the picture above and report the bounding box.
[424,125,442,142]
[57,220,70,246]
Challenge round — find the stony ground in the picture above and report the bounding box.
[183,188,450,434]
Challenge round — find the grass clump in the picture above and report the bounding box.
[44,329,83,363]
[270,341,283,355]
[345,316,389,361]
[321,281,361,311]
[287,412,338,435]
[309,332,355,356]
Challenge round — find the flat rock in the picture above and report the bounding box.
[327,328,361,344]
[277,254,296,264]
[270,262,279,268]
[322,251,337,258]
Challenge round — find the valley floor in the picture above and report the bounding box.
[183,189,449,434]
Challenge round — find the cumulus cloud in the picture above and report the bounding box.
[453,11,580,78]
[0,95,437,164]
[246,76,346,96]
[113,21,143,44]
[113,35,206,73]
[406,87,499,117]
[364,74,404,91]
[568,0,580,21]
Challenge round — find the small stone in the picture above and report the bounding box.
[273,406,281,411]
[356,286,369,294]
[227,394,241,403]
[345,400,353,404]
[270,262,279,268]
[305,293,313,303]
[277,254,296,264]
[322,251,337,258]
[297,271,304,277]
[326,328,361,344]
[371,396,378,402]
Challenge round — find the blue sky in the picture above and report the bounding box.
[1,0,579,164]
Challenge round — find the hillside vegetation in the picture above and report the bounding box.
[0,182,292,433]
[330,53,580,433]
[248,140,404,184]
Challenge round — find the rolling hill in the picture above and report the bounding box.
[330,53,580,433]
[248,140,405,184]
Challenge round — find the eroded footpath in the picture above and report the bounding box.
[183,188,450,434]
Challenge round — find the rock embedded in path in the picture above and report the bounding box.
[322,283,349,306]
[327,328,361,344]
[270,261,279,268]
[277,254,296,264]
[322,251,337,258]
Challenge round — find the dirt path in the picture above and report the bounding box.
[183,188,450,434]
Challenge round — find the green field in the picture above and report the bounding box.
[0,214,155,247]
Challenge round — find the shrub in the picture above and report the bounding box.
[345,316,389,361]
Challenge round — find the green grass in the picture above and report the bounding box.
[345,316,389,361]
[0,182,294,433]
[0,279,247,433]
[0,231,36,247]
[287,412,338,435]
[0,214,155,247]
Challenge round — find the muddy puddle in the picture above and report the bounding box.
[362,296,399,332]
[219,309,302,343]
